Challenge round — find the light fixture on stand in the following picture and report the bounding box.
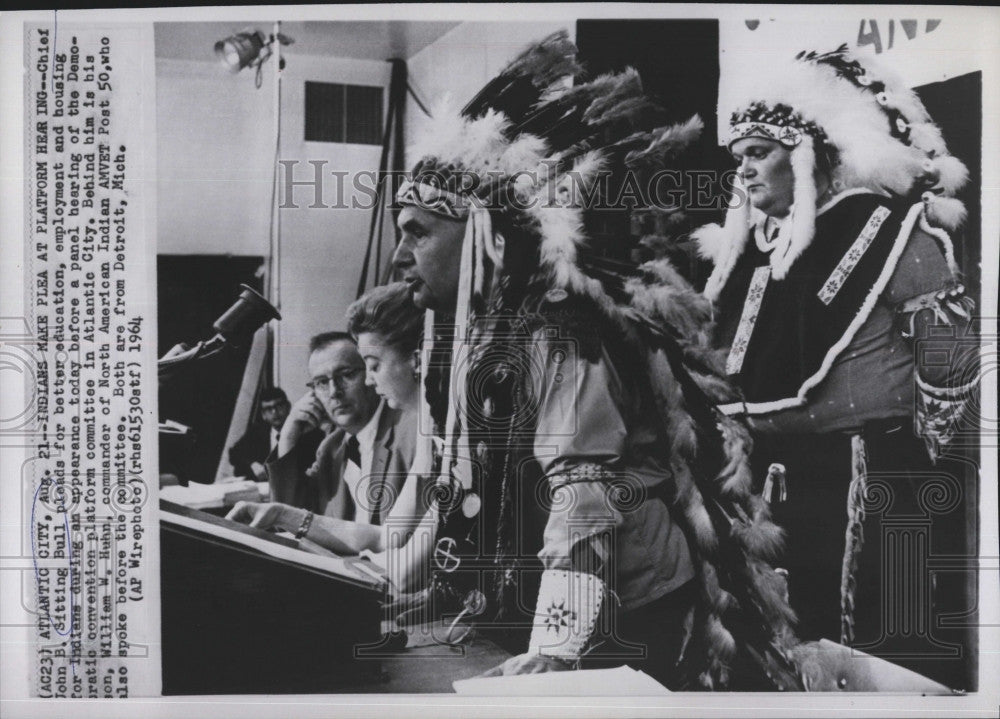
[215,27,294,88]
[213,22,291,385]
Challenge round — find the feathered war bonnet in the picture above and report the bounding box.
[700,45,969,297]
[396,30,704,319]
[400,33,808,689]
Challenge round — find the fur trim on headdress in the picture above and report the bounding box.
[771,136,818,280]
[923,194,967,234]
[698,173,752,301]
[724,48,961,198]
[691,222,728,264]
[699,46,970,290]
[930,155,970,196]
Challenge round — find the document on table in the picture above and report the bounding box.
[453,665,670,695]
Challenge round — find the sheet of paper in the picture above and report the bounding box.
[453,665,671,695]
[158,479,259,508]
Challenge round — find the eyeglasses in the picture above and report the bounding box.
[306,367,364,395]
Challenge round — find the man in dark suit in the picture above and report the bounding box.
[239,332,418,542]
[227,387,290,480]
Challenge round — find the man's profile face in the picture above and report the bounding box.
[392,205,466,311]
[260,398,289,429]
[307,340,379,436]
[730,137,795,219]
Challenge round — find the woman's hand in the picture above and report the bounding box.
[225,501,297,531]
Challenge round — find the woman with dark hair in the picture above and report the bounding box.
[347,282,424,414]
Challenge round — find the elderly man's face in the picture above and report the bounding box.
[307,339,379,436]
[731,137,795,219]
[392,205,466,311]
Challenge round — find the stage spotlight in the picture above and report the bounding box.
[214,28,294,87]
[214,30,268,73]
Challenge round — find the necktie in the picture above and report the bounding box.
[370,487,382,527]
[345,435,361,467]
[346,435,383,525]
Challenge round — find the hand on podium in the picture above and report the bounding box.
[227,500,293,531]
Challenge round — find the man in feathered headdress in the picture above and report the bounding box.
[693,46,976,675]
[388,32,801,689]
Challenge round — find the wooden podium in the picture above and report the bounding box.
[159,500,386,694]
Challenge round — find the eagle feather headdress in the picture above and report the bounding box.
[401,31,801,689]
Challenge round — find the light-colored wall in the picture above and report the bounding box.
[273,53,394,394]
[157,57,275,257]
[157,21,577,398]
[157,51,394,397]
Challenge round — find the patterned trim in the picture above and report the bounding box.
[817,206,891,305]
[396,180,470,220]
[528,570,605,660]
[700,189,885,304]
[730,121,804,148]
[719,202,924,416]
[548,462,616,489]
[728,101,830,150]
[726,266,771,375]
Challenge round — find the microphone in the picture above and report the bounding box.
[158,284,280,381]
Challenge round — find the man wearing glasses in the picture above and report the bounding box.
[232,331,415,533]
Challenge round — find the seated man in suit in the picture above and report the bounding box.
[229,330,418,554]
[227,387,290,481]
[266,332,345,489]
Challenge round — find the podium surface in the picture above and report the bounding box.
[159,501,511,694]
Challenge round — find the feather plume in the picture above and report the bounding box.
[731,518,786,560]
[537,69,623,108]
[581,68,645,123]
[706,615,738,660]
[503,30,581,87]
[585,94,657,127]
[625,115,705,169]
